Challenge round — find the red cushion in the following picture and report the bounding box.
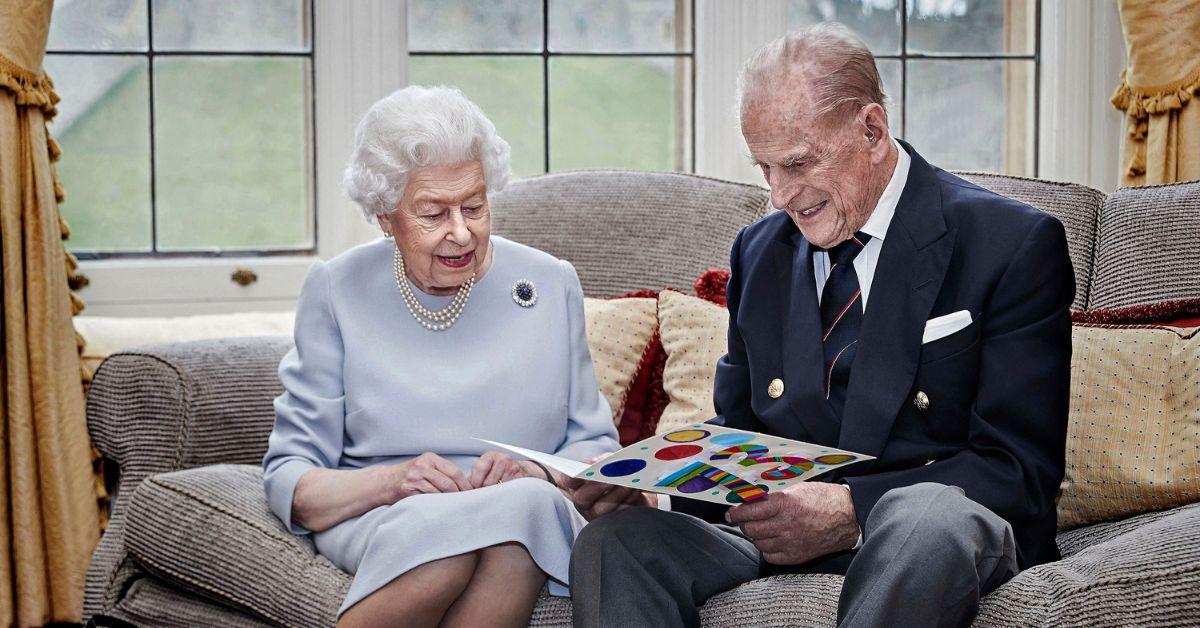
[1071,298,1200,326]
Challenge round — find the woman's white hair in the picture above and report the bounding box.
[343,85,512,221]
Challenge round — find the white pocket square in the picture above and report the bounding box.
[923,310,973,344]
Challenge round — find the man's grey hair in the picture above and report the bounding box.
[737,22,888,126]
[343,85,512,220]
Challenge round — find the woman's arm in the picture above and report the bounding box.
[293,453,472,532]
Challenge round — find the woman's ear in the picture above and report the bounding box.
[376,214,392,237]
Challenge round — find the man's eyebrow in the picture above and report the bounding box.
[747,151,811,168]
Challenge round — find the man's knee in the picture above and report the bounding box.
[870,483,1012,555]
[574,506,674,560]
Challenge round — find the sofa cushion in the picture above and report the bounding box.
[1059,323,1200,528]
[655,290,729,434]
[956,173,1102,311]
[583,296,658,424]
[1089,179,1200,309]
[490,171,770,298]
[975,502,1200,626]
[108,575,272,628]
[123,464,349,626]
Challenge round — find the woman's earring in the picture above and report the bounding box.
[383,231,393,239]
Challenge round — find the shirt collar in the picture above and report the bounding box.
[858,137,910,242]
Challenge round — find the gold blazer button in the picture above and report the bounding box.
[768,378,785,398]
[914,391,930,412]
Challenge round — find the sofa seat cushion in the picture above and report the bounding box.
[108,574,273,628]
[124,464,350,626]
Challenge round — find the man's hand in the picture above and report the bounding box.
[560,455,656,519]
[727,482,860,565]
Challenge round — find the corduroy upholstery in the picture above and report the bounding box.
[490,171,771,297]
[84,170,1200,627]
[957,172,1103,311]
[1089,180,1200,309]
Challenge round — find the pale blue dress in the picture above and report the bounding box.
[262,236,619,617]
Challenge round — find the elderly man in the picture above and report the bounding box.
[567,23,1074,628]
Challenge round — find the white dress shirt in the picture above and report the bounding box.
[813,138,910,310]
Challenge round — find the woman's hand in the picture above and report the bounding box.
[561,454,657,520]
[382,452,472,501]
[469,452,540,488]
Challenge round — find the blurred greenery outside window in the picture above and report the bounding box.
[45,0,314,256]
[788,0,1039,177]
[406,0,694,178]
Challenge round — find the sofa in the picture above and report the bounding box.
[82,170,1200,627]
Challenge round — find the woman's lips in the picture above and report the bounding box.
[437,251,474,268]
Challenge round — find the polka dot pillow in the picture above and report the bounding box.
[1058,323,1200,528]
[583,297,658,425]
[654,290,729,435]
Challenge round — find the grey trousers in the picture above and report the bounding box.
[569,482,1017,628]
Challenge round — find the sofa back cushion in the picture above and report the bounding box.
[1089,180,1200,309]
[489,171,770,297]
[956,172,1103,311]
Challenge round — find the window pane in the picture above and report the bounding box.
[788,0,900,55]
[45,55,152,252]
[154,57,311,251]
[408,57,545,178]
[877,58,902,135]
[907,0,1034,55]
[905,60,1034,175]
[549,57,690,172]
[47,0,148,52]
[408,0,542,52]
[549,0,690,53]
[151,0,309,52]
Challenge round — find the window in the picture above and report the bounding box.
[406,0,695,177]
[788,0,1039,176]
[45,0,315,258]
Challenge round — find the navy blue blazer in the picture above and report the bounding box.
[685,141,1074,569]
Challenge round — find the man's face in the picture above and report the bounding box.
[741,93,882,249]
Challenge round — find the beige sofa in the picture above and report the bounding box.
[82,170,1200,626]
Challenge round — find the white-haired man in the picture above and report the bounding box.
[567,23,1074,627]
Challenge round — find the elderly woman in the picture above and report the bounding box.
[262,86,619,628]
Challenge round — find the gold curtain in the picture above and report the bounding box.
[1112,0,1200,186]
[0,1,100,626]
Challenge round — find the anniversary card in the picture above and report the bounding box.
[482,423,873,505]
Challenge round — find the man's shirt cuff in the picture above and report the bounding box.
[841,483,863,550]
[656,494,672,511]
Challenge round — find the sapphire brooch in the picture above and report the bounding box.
[512,279,538,308]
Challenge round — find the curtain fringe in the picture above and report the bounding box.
[1111,65,1200,177]
[0,52,58,117]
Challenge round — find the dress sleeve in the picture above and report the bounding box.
[262,260,346,535]
[552,259,621,461]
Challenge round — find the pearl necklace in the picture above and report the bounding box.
[393,248,475,331]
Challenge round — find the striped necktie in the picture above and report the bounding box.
[819,232,871,419]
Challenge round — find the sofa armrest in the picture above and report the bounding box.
[88,336,292,487]
[84,336,292,621]
[975,503,1200,626]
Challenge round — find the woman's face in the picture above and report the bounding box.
[378,161,492,295]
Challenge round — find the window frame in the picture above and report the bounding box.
[407,0,697,175]
[73,0,1121,316]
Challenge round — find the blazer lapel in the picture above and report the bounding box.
[767,229,842,445]
[838,143,954,457]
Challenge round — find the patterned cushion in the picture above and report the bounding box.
[583,297,658,423]
[1089,180,1200,309]
[955,172,1103,311]
[1059,324,1200,528]
[655,290,728,434]
[490,171,769,297]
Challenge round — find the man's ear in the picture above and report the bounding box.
[859,103,891,162]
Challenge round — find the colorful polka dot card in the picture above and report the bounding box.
[481,424,872,505]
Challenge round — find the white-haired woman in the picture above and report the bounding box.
[262,86,619,628]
